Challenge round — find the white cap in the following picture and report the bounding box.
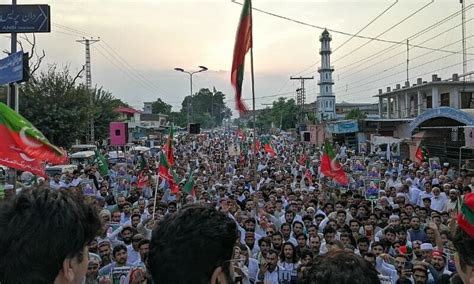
[420,243,434,251]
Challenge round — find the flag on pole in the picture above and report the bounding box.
[162,126,175,166]
[158,152,179,193]
[94,150,109,176]
[415,142,429,162]
[0,102,68,165]
[0,131,46,177]
[320,140,348,186]
[261,136,276,157]
[183,168,195,195]
[231,0,252,114]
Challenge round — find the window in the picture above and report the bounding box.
[426,96,433,109]
[461,92,473,109]
[326,86,329,92]
[440,93,450,106]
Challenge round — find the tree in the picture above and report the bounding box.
[179,87,231,128]
[151,98,172,115]
[19,65,125,147]
[256,97,298,131]
[345,108,367,120]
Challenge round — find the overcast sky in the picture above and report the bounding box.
[0,0,472,114]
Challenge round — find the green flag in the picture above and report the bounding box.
[183,169,194,195]
[94,150,109,176]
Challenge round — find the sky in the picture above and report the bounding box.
[0,0,472,114]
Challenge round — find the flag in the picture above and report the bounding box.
[231,0,252,114]
[255,139,261,152]
[162,127,175,166]
[158,152,179,193]
[305,169,313,185]
[94,150,109,176]
[320,141,348,186]
[183,169,195,195]
[261,136,276,157]
[0,133,46,177]
[298,154,307,166]
[137,171,149,188]
[415,142,429,162]
[0,102,68,165]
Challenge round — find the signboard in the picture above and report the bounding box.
[0,51,27,85]
[326,120,359,134]
[0,5,50,33]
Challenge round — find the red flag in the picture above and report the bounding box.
[158,152,179,193]
[320,141,348,186]
[298,154,307,166]
[255,139,261,152]
[0,102,68,165]
[415,142,429,162]
[0,133,46,177]
[162,127,175,166]
[305,169,313,185]
[137,171,149,188]
[261,137,276,157]
[231,0,252,114]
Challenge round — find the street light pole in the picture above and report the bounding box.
[174,66,208,126]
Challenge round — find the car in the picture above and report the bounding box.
[45,164,78,177]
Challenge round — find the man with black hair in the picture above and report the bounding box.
[0,188,101,284]
[271,232,284,252]
[149,205,238,284]
[134,239,150,268]
[300,250,380,284]
[98,244,135,277]
[256,249,281,284]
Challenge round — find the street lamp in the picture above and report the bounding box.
[174,66,208,125]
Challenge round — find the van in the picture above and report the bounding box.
[45,165,78,177]
[69,151,96,166]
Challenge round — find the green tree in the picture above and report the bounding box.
[19,66,124,147]
[179,87,231,128]
[151,98,172,115]
[345,108,367,120]
[256,97,298,131]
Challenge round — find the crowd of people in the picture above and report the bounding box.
[0,130,474,284]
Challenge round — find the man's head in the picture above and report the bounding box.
[412,264,428,284]
[138,239,150,262]
[149,205,238,284]
[113,244,128,266]
[300,250,379,284]
[265,250,279,271]
[431,250,446,272]
[0,188,101,284]
[121,227,134,245]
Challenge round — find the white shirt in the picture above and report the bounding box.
[257,266,282,284]
[430,193,448,212]
[127,244,140,264]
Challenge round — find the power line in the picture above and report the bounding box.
[292,0,399,77]
[230,0,467,55]
[333,0,435,64]
[335,5,474,77]
[334,0,400,53]
[337,46,474,96]
[100,40,169,96]
[338,57,474,99]
[334,32,474,93]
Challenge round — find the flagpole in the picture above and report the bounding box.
[249,0,257,183]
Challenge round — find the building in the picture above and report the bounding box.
[114,106,169,141]
[371,73,474,163]
[335,101,379,119]
[316,29,336,121]
[143,102,153,114]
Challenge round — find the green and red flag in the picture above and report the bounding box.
[298,154,307,166]
[320,141,348,186]
[183,168,195,196]
[0,102,67,165]
[162,126,175,166]
[158,152,180,193]
[255,139,261,152]
[415,142,429,162]
[231,0,252,114]
[94,150,109,176]
[261,136,276,157]
[0,129,46,177]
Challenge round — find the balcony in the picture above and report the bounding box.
[318,66,335,72]
[318,79,334,85]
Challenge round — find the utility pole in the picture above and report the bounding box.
[7,0,18,113]
[290,76,313,131]
[77,37,100,144]
[461,0,467,76]
[406,39,409,82]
